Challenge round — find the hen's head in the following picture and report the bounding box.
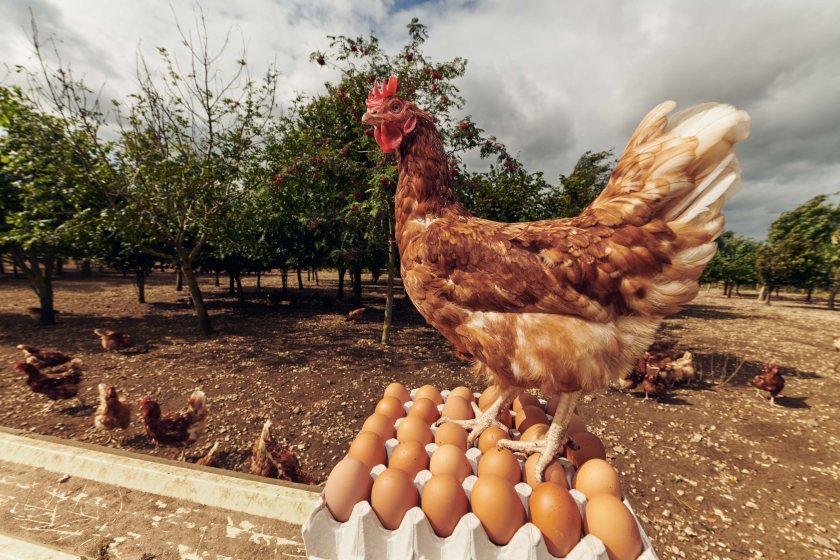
[139,395,159,418]
[361,76,422,154]
[100,384,118,401]
[15,360,39,377]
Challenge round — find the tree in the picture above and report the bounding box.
[701,231,759,296]
[0,86,101,324]
[757,195,840,305]
[543,150,614,218]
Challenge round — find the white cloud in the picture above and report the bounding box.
[1,0,837,239]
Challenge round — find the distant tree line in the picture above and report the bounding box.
[0,17,614,337]
[701,195,839,308]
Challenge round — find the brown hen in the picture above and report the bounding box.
[139,390,207,459]
[362,76,750,482]
[94,384,132,443]
[94,329,132,352]
[16,359,84,410]
[753,364,784,405]
[17,344,74,368]
[251,420,314,484]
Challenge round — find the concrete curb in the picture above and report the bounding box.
[0,426,320,526]
[0,533,82,560]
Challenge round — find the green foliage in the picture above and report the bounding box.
[701,231,759,286]
[757,195,840,292]
[543,150,614,218]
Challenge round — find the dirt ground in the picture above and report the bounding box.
[0,268,838,560]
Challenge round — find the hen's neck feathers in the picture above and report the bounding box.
[395,118,465,247]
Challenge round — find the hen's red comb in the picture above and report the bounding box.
[366,76,398,107]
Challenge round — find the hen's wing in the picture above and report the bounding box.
[406,101,750,322]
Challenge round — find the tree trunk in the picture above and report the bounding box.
[181,261,213,335]
[55,259,63,276]
[382,213,396,345]
[805,287,813,303]
[758,285,767,302]
[215,270,220,287]
[297,268,303,290]
[235,273,244,306]
[352,267,363,308]
[828,287,837,310]
[281,268,288,295]
[307,269,311,282]
[176,266,184,291]
[314,269,319,286]
[12,249,56,325]
[135,269,146,304]
[765,285,773,305]
[228,271,235,294]
[257,269,262,289]
[13,261,19,278]
[337,266,346,300]
[80,259,92,278]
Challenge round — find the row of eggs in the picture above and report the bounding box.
[323,383,644,559]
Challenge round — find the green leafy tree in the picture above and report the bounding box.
[0,86,101,324]
[701,231,759,296]
[543,150,614,218]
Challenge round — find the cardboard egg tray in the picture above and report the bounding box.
[302,389,659,560]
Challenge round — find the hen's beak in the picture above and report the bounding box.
[361,110,380,126]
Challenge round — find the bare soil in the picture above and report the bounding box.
[0,269,838,560]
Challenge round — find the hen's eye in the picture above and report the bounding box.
[391,102,400,112]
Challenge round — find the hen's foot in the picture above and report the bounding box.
[496,434,578,455]
[435,388,518,446]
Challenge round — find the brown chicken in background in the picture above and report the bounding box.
[17,345,74,368]
[753,364,784,405]
[195,442,221,467]
[346,307,366,321]
[641,365,668,401]
[16,359,84,410]
[251,420,314,484]
[94,384,132,443]
[139,390,207,459]
[94,329,133,352]
[362,76,750,482]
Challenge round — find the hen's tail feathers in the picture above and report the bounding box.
[94,329,111,337]
[592,101,750,316]
[188,389,207,417]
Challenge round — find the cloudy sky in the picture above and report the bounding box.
[2,0,838,238]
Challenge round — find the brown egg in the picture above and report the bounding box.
[477,447,521,486]
[434,422,468,451]
[512,392,541,413]
[584,494,642,560]
[519,423,550,442]
[567,413,586,434]
[573,458,622,500]
[415,384,444,406]
[523,453,569,489]
[429,443,472,482]
[348,432,387,470]
[371,468,419,530]
[397,415,434,446]
[530,482,582,557]
[323,457,373,522]
[566,431,607,468]
[361,413,396,441]
[478,385,502,411]
[407,397,440,425]
[498,407,514,428]
[545,395,560,416]
[421,474,469,537]
[375,396,406,423]
[441,395,474,421]
[384,382,411,404]
[477,427,509,452]
[448,386,475,402]
[516,405,549,434]
[388,441,429,479]
[470,475,526,545]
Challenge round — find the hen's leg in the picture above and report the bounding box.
[497,390,582,483]
[435,386,519,446]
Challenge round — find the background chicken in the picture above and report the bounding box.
[641,365,668,401]
[94,328,133,352]
[195,441,221,467]
[251,420,314,484]
[15,358,84,410]
[94,384,132,443]
[753,364,784,405]
[362,76,750,482]
[662,351,695,385]
[17,344,74,368]
[139,389,207,459]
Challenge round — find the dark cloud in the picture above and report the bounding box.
[1,0,837,240]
